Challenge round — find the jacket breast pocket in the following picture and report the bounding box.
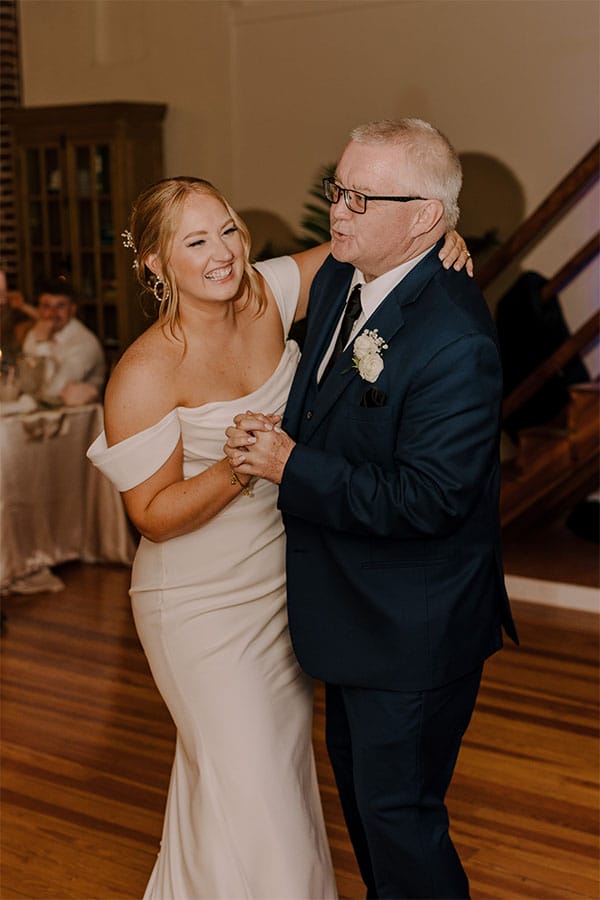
[361,556,451,569]
[343,406,392,423]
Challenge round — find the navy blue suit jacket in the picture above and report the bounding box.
[278,243,518,691]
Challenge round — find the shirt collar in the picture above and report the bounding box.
[351,246,432,319]
[53,318,77,344]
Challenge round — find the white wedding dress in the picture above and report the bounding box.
[87,257,337,900]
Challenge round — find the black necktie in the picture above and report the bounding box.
[320,284,362,385]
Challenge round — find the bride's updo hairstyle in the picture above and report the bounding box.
[127,176,263,338]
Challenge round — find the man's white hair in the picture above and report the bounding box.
[350,118,462,230]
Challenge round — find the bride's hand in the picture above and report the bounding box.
[234,410,281,432]
[438,231,473,276]
[224,413,294,485]
[224,411,281,465]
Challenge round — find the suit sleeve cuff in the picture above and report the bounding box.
[279,443,335,521]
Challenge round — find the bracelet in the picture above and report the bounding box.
[229,466,254,497]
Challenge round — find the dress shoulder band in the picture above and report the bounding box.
[253,256,300,337]
[86,409,181,492]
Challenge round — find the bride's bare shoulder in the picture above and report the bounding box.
[104,323,181,442]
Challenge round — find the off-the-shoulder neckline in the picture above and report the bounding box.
[120,339,299,433]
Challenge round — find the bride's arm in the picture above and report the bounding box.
[119,449,248,544]
[290,231,472,322]
[290,243,330,322]
[103,352,251,544]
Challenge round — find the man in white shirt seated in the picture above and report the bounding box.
[22,277,106,405]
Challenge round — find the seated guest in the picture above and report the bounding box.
[22,277,106,404]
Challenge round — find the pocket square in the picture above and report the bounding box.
[360,387,387,408]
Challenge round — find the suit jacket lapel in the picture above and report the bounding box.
[305,277,351,378]
[303,242,444,439]
[283,274,351,436]
[306,295,406,435]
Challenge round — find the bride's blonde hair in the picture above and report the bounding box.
[127,176,263,339]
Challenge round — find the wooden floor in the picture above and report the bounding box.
[502,509,599,588]
[1,561,598,900]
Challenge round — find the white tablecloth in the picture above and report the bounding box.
[0,403,135,593]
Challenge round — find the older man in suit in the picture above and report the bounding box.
[226,118,518,899]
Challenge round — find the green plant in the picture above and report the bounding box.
[298,162,336,248]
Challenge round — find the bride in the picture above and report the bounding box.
[87,176,469,899]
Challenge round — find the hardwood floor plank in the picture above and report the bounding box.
[1,562,598,900]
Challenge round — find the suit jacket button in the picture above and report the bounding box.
[306,410,313,419]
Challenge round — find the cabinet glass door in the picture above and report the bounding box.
[69,141,118,350]
[23,144,70,292]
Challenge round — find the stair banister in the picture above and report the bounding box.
[477,142,600,290]
[502,310,600,420]
[540,233,600,303]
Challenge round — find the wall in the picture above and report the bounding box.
[17,0,600,369]
[232,1,598,219]
[18,0,236,194]
[228,0,599,370]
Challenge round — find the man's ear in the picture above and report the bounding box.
[411,199,444,236]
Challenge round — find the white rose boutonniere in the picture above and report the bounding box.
[351,328,388,383]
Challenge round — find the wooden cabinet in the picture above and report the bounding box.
[5,102,167,357]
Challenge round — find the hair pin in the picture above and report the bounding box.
[121,229,136,251]
[121,229,139,269]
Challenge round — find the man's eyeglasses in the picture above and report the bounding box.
[323,177,425,215]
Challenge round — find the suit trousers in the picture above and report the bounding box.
[325,666,483,899]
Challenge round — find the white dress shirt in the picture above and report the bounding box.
[22,317,106,397]
[317,247,431,382]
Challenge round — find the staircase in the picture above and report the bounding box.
[500,382,599,527]
[475,142,600,529]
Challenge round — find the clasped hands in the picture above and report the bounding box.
[224,411,296,485]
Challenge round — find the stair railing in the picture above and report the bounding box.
[477,142,599,289]
[502,310,600,419]
[475,142,600,424]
